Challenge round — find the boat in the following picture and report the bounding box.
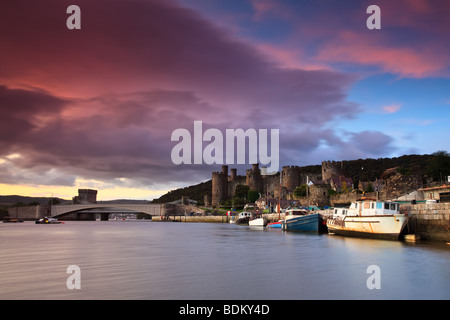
[326,197,409,240]
[35,217,64,224]
[267,220,283,228]
[282,212,326,232]
[2,217,24,223]
[266,207,309,229]
[249,216,268,227]
[285,207,309,218]
[234,211,253,225]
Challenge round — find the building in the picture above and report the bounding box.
[73,189,97,204]
[210,164,320,206]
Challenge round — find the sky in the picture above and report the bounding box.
[0,0,449,200]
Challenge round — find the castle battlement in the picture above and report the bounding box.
[322,160,344,181]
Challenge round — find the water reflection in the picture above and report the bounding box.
[0,221,448,299]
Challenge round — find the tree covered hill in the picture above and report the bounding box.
[151,180,212,204]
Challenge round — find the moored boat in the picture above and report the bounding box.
[234,211,253,225]
[267,220,282,228]
[3,217,24,223]
[35,217,63,224]
[282,213,326,232]
[249,217,268,227]
[326,197,409,240]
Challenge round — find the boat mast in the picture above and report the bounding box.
[307,175,309,210]
[278,171,282,218]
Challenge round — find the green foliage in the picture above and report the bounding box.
[232,184,249,205]
[426,151,450,182]
[396,166,412,176]
[364,183,374,193]
[247,190,259,203]
[328,189,338,196]
[234,184,249,199]
[341,181,350,193]
[342,151,450,184]
[151,180,212,204]
[293,184,307,197]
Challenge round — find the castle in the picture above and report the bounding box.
[210,163,324,206]
[210,160,422,207]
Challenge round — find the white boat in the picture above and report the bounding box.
[249,217,268,227]
[326,197,409,240]
[235,211,253,225]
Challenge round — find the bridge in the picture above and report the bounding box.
[8,201,203,221]
[51,203,162,219]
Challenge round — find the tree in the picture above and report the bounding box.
[341,181,350,193]
[364,183,374,193]
[293,184,307,197]
[232,184,249,206]
[426,151,450,182]
[234,184,249,199]
[247,190,259,203]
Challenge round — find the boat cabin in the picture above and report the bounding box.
[332,197,401,217]
[348,197,400,216]
[332,207,348,218]
[238,211,253,219]
[285,208,309,216]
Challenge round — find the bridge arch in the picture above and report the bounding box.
[51,203,162,218]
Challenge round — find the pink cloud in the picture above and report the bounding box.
[382,104,401,114]
[250,0,293,21]
[316,31,448,78]
[254,43,328,71]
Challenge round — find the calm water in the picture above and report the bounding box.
[0,221,448,300]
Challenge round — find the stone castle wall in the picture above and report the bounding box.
[210,161,424,207]
[211,166,229,205]
[211,164,321,205]
[322,161,343,181]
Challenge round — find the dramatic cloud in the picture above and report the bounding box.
[316,31,448,78]
[3,0,444,198]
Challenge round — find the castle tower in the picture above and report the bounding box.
[230,168,237,181]
[322,161,343,182]
[246,163,263,193]
[212,165,229,205]
[282,166,300,192]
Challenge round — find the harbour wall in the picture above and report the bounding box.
[400,202,450,242]
[152,215,230,223]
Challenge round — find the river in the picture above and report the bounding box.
[0,220,448,300]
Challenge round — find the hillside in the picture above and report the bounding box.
[340,154,435,182]
[0,195,68,206]
[151,180,212,204]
